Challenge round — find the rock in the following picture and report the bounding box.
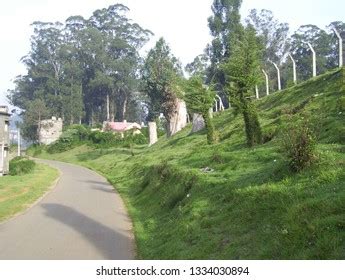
[191,113,205,133]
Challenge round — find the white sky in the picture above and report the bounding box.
[1,0,344,105]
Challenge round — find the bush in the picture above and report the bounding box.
[280,115,318,172]
[27,145,43,156]
[47,125,91,154]
[9,157,36,176]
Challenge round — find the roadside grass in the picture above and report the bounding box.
[32,68,345,259]
[0,164,59,222]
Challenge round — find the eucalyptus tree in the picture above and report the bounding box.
[207,0,243,89]
[185,54,209,81]
[87,4,152,122]
[9,3,152,134]
[142,38,183,128]
[246,9,290,90]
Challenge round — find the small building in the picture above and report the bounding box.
[0,106,10,176]
[39,117,63,145]
[103,120,141,136]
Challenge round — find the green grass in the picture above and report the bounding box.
[0,164,59,222]
[32,68,345,259]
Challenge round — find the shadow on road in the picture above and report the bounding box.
[41,203,133,259]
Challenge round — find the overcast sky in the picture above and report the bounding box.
[1,0,344,104]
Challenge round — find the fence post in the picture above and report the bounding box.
[333,28,343,67]
[262,69,270,96]
[270,61,282,91]
[307,43,317,77]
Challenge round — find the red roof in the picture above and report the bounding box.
[105,122,141,132]
[108,122,128,131]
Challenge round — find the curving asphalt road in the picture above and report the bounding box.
[0,159,135,260]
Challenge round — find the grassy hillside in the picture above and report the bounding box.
[32,68,345,259]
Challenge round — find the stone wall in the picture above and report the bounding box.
[39,117,63,145]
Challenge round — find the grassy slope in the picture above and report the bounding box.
[0,164,59,222]
[34,68,345,259]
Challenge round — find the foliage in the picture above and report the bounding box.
[280,115,318,172]
[183,76,217,144]
[21,99,50,142]
[207,0,243,88]
[223,26,263,146]
[9,157,36,176]
[46,125,90,153]
[245,9,290,91]
[185,54,209,81]
[142,38,183,122]
[7,4,152,138]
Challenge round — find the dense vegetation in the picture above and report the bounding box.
[8,4,152,141]
[9,157,36,176]
[7,1,345,143]
[32,68,345,259]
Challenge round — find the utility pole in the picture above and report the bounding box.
[333,28,343,67]
[288,53,297,85]
[307,43,317,77]
[270,61,281,91]
[262,69,270,96]
[17,128,21,157]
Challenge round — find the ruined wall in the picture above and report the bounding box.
[39,117,63,145]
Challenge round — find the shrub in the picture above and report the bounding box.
[47,125,91,154]
[9,157,36,176]
[88,131,122,146]
[27,145,43,156]
[280,115,318,172]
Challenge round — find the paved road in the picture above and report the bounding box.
[0,159,135,260]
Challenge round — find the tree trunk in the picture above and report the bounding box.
[166,98,187,137]
[202,110,216,144]
[106,94,110,121]
[242,102,262,147]
[122,95,128,121]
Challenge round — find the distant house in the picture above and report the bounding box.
[103,120,141,136]
[0,106,10,176]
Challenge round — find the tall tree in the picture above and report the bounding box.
[246,9,290,90]
[185,54,209,81]
[8,3,152,138]
[223,26,262,147]
[142,38,183,125]
[21,99,50,142]
[207,0,243,90]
